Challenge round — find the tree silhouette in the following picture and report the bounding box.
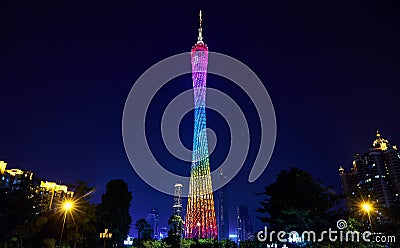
[256,167,341,235]
[97,179,132,246]
[65,180,97,247]
[165,214,183,247]
[168,214,183,237]
[135,218,152,241]
[0,178,43,247]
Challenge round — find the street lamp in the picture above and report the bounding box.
[362,202,372,213]
[360,201,375,234]
[100,229,113,248]
[59,200,75,247]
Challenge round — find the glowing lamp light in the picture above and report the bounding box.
[361,202,372,213]
[63,200,74,211]
[59,199,76,246]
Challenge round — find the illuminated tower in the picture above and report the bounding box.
[185,10,218,239]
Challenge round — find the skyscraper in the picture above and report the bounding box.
[217,169,229,240]
[146,212,157,239]
[236,206,254,243]
[150,208,159,239]
[159,227,168,239]
[0,160,73,212]
[39,180,74,211]
[340,131,400,212]
[0,160,34,190]
[173,183,183,217]
[185,11,218,239]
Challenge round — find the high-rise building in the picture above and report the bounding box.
[172,184,184,238]
[39,181,74,211]
[217,169,229,240]
[151,208,159,239]
[339,165,358,211]
[1,160,74,213]
[0,160,34,190]
[185,11,218,239]
[159,227,168,239]
[173,183,183,217]
[0,160,6,174]
[146,212,157,239]
[236,206,254,243]
[339,131,400,212]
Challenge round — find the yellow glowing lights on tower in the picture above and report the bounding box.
[185,10,218,239]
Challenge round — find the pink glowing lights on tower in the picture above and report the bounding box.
[185,10,218,239]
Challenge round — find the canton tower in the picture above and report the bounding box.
[185,10,218,239]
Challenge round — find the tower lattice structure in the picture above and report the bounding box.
[185,10,218,239]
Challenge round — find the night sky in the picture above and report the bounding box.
[1,1,400,236]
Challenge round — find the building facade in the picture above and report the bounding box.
[217,169,229,240]
[339,131,400,213]
[1,160,74,213]
[0,161,34,190]
[39,180,74,211]
[159,227,168,239]
[236,205,254,243]
[173,183,183,217]
[146,212,157,239]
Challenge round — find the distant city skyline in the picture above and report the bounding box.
[4,129,400,238]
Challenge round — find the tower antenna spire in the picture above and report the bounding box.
[186,9,216,239]
[197,10,203,44]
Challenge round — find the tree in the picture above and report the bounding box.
[42,238,56,248]
[36,180,97,248]
[180,238,196,248]
[219,239,237,248]
[97,179,133,246]
[135,218,152,242]
[256,167,341,241]
[165,215,183,247]
[142,240,170,248]
[379,204,400,238]
[197,238,219,248]
[64,180,97,247]
[0,178,43,247]
[239,239,263,248]
[340,218,375,248]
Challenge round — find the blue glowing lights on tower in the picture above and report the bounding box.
[185,10,218,239]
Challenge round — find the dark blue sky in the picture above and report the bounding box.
[1,0,399,235]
